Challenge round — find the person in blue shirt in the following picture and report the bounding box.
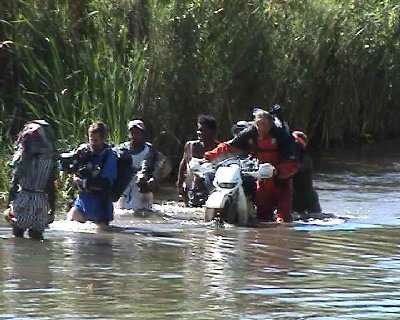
[66,121,117,225]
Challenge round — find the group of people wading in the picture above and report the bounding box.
[177,108,321,223]
[4,106,321,240]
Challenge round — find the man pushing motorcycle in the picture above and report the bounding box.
[204,108,299,223]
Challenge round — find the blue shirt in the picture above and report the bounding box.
[74,146,117,222]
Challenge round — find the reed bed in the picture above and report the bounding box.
[0,0,399,192]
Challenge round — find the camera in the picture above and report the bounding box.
[60,146,92,177]
[60,150,78,173]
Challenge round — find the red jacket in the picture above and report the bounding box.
[205,124,298,179]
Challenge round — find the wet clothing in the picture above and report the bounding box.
[73,144,117,222]
[255,178,292,222]
[6,121,58,235]
[115,142,163,210]
[8,155,57,233]
[292,145,322,214]
[205,122,298,222]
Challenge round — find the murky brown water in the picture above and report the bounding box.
[1,141,400,319]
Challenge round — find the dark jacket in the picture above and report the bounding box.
[228,121,297,162]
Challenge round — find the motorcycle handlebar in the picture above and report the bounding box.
[241,171,260,179]
[190,157,274,179]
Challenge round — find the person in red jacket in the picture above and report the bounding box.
[204,109,299,223]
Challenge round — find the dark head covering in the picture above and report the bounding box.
[15,120,55,156]
[10,120,57,173]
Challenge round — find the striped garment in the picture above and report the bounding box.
[10,155,54,232]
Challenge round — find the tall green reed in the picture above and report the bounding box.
[0,0,150,203]
[266,0,400,146]
[0,0,399,197]
[2,0,399,148]
[3,0,147,149]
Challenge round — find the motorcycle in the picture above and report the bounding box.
[189,157,275,226]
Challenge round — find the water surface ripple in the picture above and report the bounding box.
[1,142,400,319]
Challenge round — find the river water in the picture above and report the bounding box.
[1,142,400,319]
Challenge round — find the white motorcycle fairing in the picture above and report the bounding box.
[206,164,242,209]
[205,185,248,224]
[205,188,234,209]
[213,164,241,187]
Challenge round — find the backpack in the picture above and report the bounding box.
[105,144,171,201]
[106,146,135,202]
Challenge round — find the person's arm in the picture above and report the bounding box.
[204,142,231,160]
[176,142,191,193]
[204,126,255,161]
[45,162,58,223]
[136,144,163,192]
[6,168,19,207]
[48,166,57,213]
[140,143,157,178]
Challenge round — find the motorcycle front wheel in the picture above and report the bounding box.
[204,200,235,224]
[204,207,216,222]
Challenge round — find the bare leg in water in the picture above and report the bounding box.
[67,207,109,230]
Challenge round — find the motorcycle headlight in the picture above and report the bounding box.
[218,182,237,189]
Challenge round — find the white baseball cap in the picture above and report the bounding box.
[127,119,145,131]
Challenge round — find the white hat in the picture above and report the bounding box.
[127,119,145,131]
[252,108,268,116]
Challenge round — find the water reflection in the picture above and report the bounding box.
[0,223,399,319]
[0,142,400,319]
[314,142,400,224]
[5,239,53,291]
[0,238,59,319]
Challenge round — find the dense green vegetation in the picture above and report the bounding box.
[0,0,399,191]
